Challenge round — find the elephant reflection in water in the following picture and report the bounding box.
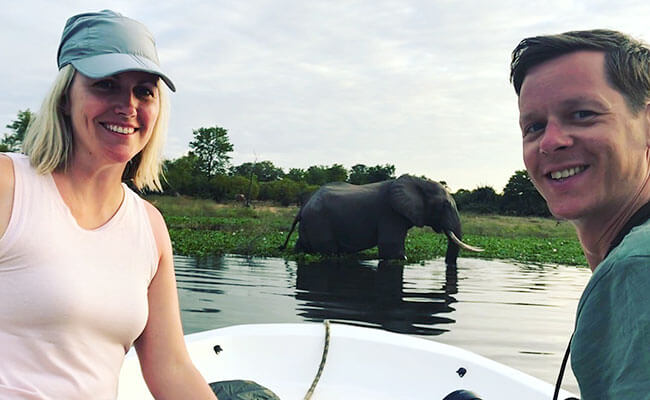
[281,175,482,265]
[295,259,460,335]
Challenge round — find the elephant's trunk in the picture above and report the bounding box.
[444,236,460,267]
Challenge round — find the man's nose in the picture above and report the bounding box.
[539,121,572,154]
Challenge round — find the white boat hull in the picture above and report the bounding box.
[117,323,576,399]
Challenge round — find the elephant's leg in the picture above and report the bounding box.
[377,216,409,259]
[298,212,339,254]
[310,234,339,255]
[294,236,308,252]
[377,242,406,259]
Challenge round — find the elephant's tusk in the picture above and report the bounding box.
[448,231,484,252]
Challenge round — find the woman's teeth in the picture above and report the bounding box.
[550,166,585,180]
[103,124,135,135]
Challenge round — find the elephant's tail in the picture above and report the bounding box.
[279,212,301,250]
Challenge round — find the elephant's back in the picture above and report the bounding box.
[297,181,391,253]
[303,182,385,240]
[315,181,385,201]
[306,183,384,217]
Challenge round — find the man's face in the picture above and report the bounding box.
[519,50,650,223]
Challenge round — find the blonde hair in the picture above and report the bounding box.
[22,64,169,191]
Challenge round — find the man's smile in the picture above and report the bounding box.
[547,165,588,180]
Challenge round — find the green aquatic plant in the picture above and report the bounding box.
[151,196,587,266]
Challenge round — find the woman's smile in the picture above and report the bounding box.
[100,123,138,135]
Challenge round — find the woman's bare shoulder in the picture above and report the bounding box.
[0,154,15,194]
[142,199,172,253]
[0,153,13,170]
[0,154,16,239]
[142,200,166,233]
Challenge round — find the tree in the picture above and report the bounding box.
[348,164,369,184]
[304,164,348,186]
[230,160,284,182]
[366,164,395,183]
[453,188,471,210]
[455,186,501,214]
[501,170,550,216]
[305,165,329,186]
[163,153,209,196]
[1,109,33,152]
[259,179,301,206]
[286,168,306,182]
[189,125,233,176]
[325,164,348,183]
[209,174,258,202]
[348,163,395,184]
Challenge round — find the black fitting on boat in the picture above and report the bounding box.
[442,389,482,400]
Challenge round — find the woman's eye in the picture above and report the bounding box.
[93,80,116,90]
[134,86,155,99]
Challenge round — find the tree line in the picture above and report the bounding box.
[2,110,549,215]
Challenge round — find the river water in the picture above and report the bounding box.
[175,254,591,396]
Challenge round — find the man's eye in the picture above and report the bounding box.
[524,122,545,136]
[573,110,596,120]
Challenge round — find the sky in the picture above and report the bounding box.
[2,1,650,192]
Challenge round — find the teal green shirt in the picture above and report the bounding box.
[571,220,650,399]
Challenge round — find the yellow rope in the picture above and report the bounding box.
[304,320,331,400]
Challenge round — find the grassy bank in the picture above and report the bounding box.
[146,195,587,266]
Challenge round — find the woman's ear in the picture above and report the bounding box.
[60,95,70,116]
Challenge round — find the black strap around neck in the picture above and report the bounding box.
[553,201,650,400]
[553,334,574,400]
[606,200,650,257]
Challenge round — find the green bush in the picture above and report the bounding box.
[208,175,259,201]
[258,179,316,206]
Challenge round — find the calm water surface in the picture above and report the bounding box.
[174,254,591,395]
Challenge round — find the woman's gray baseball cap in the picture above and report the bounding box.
[57,9,176,92]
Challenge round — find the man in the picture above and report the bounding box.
[510,30,650,398]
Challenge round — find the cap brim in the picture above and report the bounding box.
[71,53,176,92]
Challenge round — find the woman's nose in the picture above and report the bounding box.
[114,92,137,118]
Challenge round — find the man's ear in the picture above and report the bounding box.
[645,102,650,147]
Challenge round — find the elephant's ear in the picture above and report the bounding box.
[389,175,425,227]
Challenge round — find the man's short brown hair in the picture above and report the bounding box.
[510,29,650,113]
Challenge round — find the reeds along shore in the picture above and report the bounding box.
[146,195,587,266]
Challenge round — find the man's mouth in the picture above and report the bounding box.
[548,165,587,180]
[101,123,137,135]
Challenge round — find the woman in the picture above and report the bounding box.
[0,10,217,399]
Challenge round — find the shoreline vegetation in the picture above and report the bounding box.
[147,195,588,267]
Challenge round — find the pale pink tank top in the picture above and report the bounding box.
[0,153,158,399]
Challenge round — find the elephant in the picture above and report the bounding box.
[280,174,482,265]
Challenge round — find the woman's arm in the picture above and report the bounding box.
[135,202,217,400]
[0,155,15,240]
